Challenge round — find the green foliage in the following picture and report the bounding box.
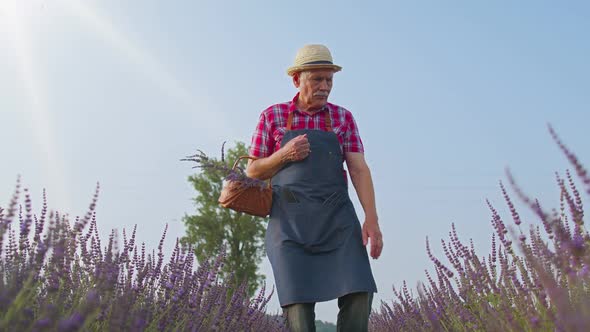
[315,320,337,331]
[181,141,267,297]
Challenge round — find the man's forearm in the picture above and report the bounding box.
[246,149,289,180]
[349,167,378,222]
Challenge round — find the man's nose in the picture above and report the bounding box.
[319,79,330,90]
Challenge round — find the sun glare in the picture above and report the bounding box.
[1,0,73,213]
[0,0,45,37]
[0,1,19,27]
[0,0,17,13]
[1,0,222,213]
[0,0,39,19]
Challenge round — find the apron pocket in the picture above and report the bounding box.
[277,196,353,254]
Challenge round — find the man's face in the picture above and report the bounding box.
[294,69,334,112]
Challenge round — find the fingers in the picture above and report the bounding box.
[293,138,310,151]
[371,236,383,259]
[362,223,382,259]
[288,134,310,161]
[370,231,383,259]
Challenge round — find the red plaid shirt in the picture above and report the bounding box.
[249,93,364,158]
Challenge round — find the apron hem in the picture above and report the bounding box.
[279,288,378,308]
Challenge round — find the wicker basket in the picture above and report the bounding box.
[218,156,272,217]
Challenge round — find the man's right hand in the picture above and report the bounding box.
[247,134,310,180]
[280,134,310,163]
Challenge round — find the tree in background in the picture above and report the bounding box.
[181,142,266,297]
[315,320,337,331]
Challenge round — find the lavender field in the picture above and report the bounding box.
[1,127,588,331]
[369,127,590,331]
[0,181,285,331]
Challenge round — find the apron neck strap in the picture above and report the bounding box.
[286,109,332,132]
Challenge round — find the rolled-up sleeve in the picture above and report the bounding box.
[248,111,275,158]
[344,111,364,153]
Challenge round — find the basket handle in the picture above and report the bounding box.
[231,155,259,171]
[231,155,271,187]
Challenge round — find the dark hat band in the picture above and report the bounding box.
[302,60,334,65]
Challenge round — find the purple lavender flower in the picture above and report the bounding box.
[0,180,285,331]
[370,127,590,332]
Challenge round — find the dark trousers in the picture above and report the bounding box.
[283,292,373,332]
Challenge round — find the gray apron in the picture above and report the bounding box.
[266,110,377,306]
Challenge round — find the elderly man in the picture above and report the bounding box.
[247,44,382,332]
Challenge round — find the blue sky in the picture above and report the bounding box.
[2,0,589,323]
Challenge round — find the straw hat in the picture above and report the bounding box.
[286,44,342,76]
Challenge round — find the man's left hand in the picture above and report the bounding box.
[362,219,383,259]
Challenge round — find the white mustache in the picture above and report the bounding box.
[313,91,329,97]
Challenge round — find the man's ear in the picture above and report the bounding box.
[292,73,300,88]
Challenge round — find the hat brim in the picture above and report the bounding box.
[286,64,342,76]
